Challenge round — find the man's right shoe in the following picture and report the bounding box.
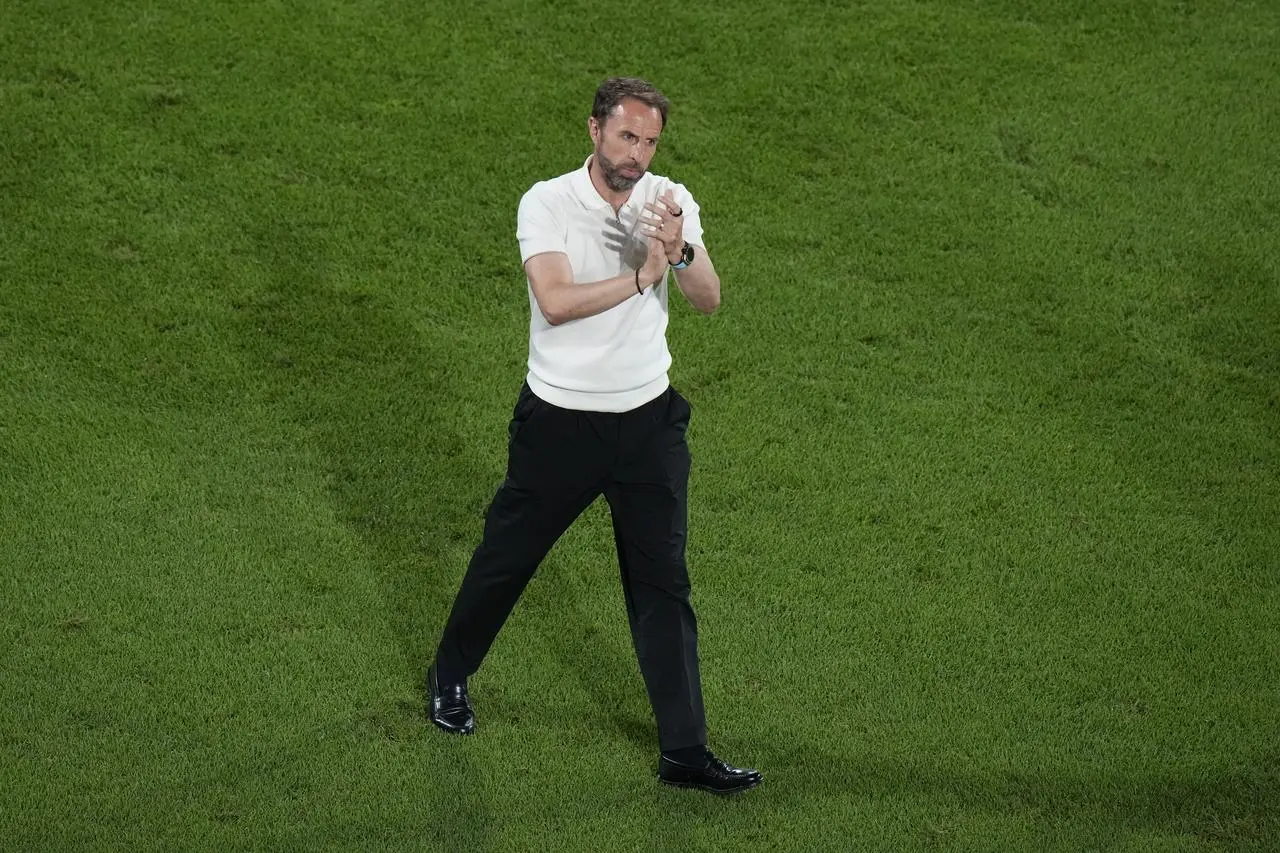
[426,664,475,735]
[658,749,762,794]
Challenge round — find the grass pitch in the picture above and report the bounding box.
[2,1,1278,850]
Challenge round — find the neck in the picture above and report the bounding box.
[588,156,632,212]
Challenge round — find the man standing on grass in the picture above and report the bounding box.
[425,77,761,795]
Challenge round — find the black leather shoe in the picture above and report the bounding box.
[658,750,762,794]
[426,664,475,735]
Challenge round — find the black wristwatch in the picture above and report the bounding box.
[671,242,695,270]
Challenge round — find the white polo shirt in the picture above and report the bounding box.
[516,156,704,413]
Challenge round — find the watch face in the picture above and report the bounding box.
[681,243,695,264]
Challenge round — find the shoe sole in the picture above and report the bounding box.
[429,718,475,736]
[658,777,762,795]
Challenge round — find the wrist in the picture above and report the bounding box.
[638,262,664,290]
[670,241,695,270]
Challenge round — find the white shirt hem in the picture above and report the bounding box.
[526,372,669,413]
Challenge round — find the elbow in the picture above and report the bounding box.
[537,297,570,326]
[700,282,721,314]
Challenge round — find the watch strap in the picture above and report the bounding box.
[671,242,695,270]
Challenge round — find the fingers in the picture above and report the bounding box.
[641,201,682,244]
[640,213,675,242]
[644,198,682,218]
[661,189,683,217]
[641,226,678,249]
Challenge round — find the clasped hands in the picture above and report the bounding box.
[637,189,685,288]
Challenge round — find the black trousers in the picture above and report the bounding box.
[434,382,707,751]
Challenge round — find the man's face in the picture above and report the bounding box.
[589,98,664,193]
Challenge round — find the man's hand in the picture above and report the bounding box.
[637,226,668,289]
[642,189,686,265]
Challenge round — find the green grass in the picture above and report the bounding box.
[3,0,1278,850]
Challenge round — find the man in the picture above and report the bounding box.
[426,77,761,795]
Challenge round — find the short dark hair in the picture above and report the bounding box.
[592,77,670,128]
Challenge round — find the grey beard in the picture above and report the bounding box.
[598,155,642,191]
[604,170,639,192]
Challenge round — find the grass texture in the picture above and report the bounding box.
[2,0,1278,850]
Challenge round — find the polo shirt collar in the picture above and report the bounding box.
[572,155,650,212]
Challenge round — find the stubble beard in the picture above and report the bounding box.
[596,148,643,192]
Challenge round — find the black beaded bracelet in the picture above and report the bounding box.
[635,268,642,294]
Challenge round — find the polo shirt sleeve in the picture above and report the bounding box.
[516,182,567,264]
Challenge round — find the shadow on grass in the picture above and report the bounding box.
[238,276,491,675]
[743,742,1279,846]
[234,231,501,845]
[534,556,661,756]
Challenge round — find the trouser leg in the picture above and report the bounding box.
[435,385,603,682]
[604,388,707,751]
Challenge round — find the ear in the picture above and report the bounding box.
[588,116,600,144]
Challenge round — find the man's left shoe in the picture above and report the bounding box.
[658,750,762,794]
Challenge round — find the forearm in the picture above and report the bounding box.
[673,255,720,314]
[537,270,652,326]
